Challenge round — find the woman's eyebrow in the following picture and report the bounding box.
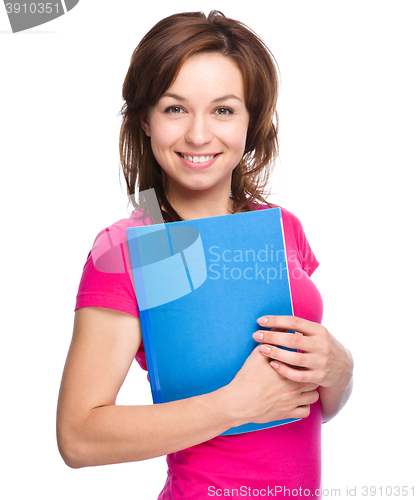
[162,93,186,101]
[212,94,242,103]
[161,93,242,103]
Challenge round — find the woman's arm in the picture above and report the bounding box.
[318,376,353,423]
[57,307,320,468]
[253,315,354,423]
[57,307,230,468]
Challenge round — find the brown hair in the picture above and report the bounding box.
[119,11,279,221]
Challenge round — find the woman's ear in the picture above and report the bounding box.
[141,116,151,137]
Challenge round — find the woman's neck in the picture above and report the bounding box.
[164,181,238,221]
[165,197,237,221]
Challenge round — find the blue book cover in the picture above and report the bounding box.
[126,207,298,436]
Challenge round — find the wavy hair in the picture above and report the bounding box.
[119,11,279,221]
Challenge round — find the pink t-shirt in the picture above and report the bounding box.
[75,205,324,499]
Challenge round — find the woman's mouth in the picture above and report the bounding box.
[176,152,220,169]
[179,153,218,164]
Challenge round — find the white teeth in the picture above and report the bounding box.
[181,154,215,163]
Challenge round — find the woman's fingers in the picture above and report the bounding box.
[257,315,323,336]
[270,359,315,384]
[228,347,320,424]
[255,315,353,388]
[261,343,307,367]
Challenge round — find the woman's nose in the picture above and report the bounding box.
[184,115,213,145]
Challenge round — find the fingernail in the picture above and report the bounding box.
[270,361,280,370]
[253,331,264,341]
[260,345,271,354]
[257,317,268,324]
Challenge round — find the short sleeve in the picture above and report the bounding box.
[75,221,140,318]
[281,208,319,277]
[75,220,149,372]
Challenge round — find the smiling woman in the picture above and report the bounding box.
[119,11,279,222]
[56,10,353,500]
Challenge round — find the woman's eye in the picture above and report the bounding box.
[165,106,184,114]
[214,107,233,116]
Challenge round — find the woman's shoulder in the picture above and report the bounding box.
[85,212,152,276]
[90,211,150,247]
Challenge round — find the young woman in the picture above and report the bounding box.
[57,11,353,499]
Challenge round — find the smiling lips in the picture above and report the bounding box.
[179,153,218,163]
[177,152,220,169]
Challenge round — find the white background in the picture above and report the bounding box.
[1,1,417,498]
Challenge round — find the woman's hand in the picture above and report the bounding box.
[253,316,353,389]
[221,346,320,426]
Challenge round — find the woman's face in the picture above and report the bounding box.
[141,52,250,201]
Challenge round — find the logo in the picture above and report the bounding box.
[91,188,208,311]
[3,0,79,33]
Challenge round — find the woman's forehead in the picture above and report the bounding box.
[164,53,245,100]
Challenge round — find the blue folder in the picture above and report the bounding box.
[126,207,298,436]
